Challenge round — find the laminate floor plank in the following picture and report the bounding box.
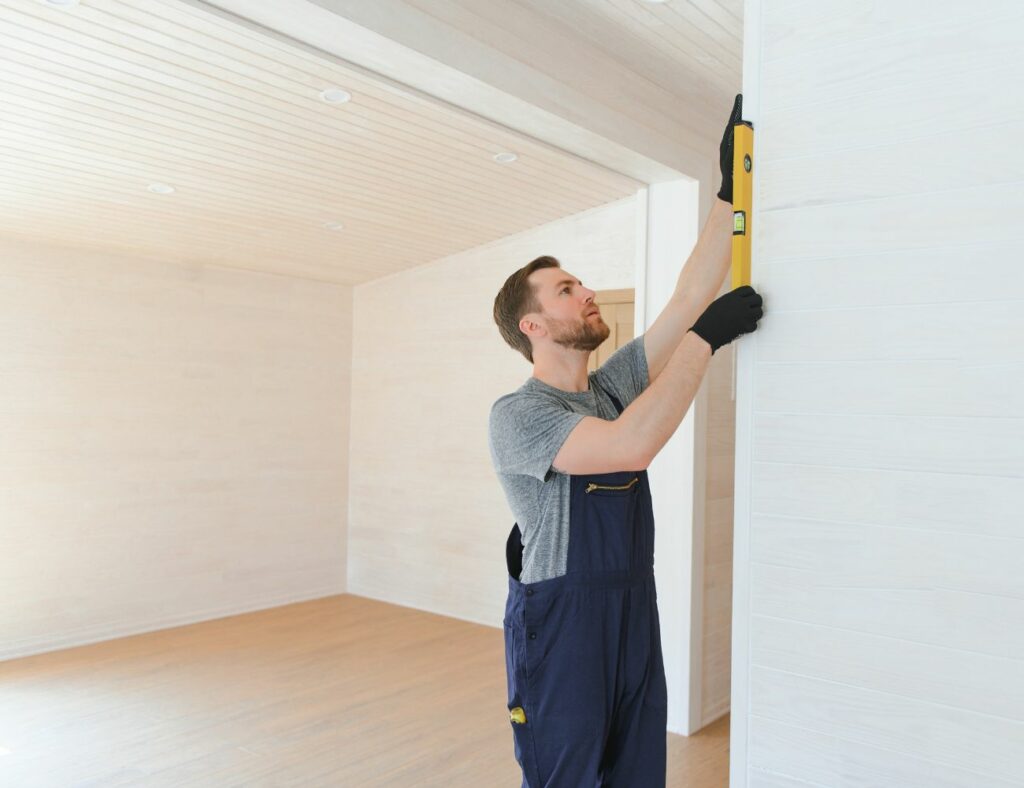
[0,595,729,786]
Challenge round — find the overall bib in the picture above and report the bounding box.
[502,391,668,788]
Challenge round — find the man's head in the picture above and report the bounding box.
[493,255,610,364]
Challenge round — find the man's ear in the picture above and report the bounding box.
[520,315,543,338]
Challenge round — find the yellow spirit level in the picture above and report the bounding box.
[731,121,754,289]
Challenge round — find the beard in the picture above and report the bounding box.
[547,313,611,352]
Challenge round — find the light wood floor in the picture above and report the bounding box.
[0,595,729,787]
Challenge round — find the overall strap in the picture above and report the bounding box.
[506,523,524,581]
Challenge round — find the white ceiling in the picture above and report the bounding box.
[0,0,742,285]
[494,0,742,128]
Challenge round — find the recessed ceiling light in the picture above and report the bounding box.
[493,152,518,164]
[319,88,352,104]
[322,221,344,231]
[147,183,175,194]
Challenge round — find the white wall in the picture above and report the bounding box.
[346,196,640,624]
[0,237,352,661]
[731,1,1024,785]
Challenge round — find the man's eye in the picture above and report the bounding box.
[561,287,570,294]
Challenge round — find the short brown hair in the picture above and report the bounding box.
[493,255,561,363]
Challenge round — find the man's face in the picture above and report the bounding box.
[525,268,610,353]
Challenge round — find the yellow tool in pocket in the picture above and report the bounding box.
[510,706,527,724]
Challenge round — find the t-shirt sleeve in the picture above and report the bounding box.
[592,334,650,409]
[489,393,586,482]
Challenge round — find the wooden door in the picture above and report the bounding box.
[587,288,635,374]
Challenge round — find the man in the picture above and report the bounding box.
[489,95,764,787]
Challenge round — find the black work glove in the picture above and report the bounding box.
[717,93,749,204]
[687,285,763,354]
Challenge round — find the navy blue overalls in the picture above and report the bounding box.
[502,390,668,787]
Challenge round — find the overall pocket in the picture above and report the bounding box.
[573,475,641,572]
[504,621,523,710]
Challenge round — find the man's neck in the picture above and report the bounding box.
[531,355,591,393]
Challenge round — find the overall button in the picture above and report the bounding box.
[528,632,537,640]
[526,588,534,596]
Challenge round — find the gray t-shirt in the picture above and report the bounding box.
[488,335,650,583]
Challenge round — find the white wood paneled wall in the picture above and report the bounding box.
[0,238,352,661]
[732,1,1024,785]
[347,196,638,626]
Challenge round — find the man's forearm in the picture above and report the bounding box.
[674,198,733,311]
[618,331,713,467]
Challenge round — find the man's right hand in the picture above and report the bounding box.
[686,285,764,354]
